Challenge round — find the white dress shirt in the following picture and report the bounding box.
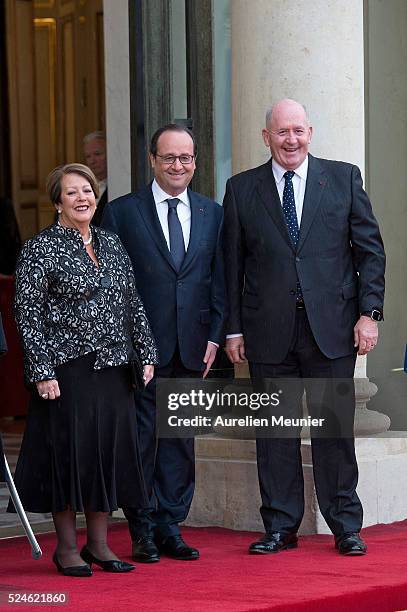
[151,179,191,250]
[227,156,309,340]
[151,179,218,349]
[271,155,308,224]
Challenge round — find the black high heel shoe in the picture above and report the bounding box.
[80,546,135,573]
[52,553,92,577]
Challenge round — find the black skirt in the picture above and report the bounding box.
[9,353,148,513]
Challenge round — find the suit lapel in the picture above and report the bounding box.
[137,184,178,272]
[297,155,327,252]
[256,161,295,252]
[181,189,205,272]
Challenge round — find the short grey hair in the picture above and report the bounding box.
[83,131,106,144]
[265,101,310,127]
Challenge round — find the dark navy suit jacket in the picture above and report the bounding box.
[223,154,385,363]
[102,184,227,371]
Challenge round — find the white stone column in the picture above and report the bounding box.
[231,0,365,173]
[230,0,388,435]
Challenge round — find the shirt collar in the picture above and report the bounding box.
[152,179,190,207]
[272,155,309,184]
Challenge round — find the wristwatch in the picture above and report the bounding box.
[361,309,383,321]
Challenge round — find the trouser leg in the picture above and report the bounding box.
[153,437,195,539]
[250,357,305,534]
[124,349,200,541]
[298,312,362,535]
[123,380,157,540]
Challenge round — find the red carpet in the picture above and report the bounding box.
[1,521,407,611]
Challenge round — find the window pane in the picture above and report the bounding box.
[213,0,231,202]
[170,0,187,120]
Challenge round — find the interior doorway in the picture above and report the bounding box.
[4,0,105,240]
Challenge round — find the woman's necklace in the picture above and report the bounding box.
[83,227,93,246]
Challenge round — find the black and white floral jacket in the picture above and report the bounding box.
[15,223,159,383]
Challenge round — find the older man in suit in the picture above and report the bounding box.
[223,99,385,556]
[102,124,226,562]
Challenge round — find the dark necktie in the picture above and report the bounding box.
[282,171,300,246]
[282,171,303,302]
[167,198,185,272]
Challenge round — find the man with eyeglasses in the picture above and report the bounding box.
[102,124,226,562]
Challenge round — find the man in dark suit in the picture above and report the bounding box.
[83,131,108,226]
[102,124,226,562]
[223,99,385,556]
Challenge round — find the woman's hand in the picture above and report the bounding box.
[36,379,61,400]
[143,365,154,386]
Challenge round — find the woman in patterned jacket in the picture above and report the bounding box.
[10,163,159,577]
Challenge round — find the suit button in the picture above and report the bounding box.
[177,281,183,287]
[296,257,301,262]
[290,290,296,295]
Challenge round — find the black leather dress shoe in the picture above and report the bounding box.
[335,533,367,556]
[159,535,199,560]
[132,536,160,563]
[80,546,135,572]
[249,532,298,554]
[52,553,92,577]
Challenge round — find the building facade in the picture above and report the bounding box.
[1,0,406,529]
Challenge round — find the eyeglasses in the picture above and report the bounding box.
[155,154,195,166]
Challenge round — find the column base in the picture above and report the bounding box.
[185,433,407,534]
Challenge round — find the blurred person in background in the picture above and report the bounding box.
[83,131,108,226]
